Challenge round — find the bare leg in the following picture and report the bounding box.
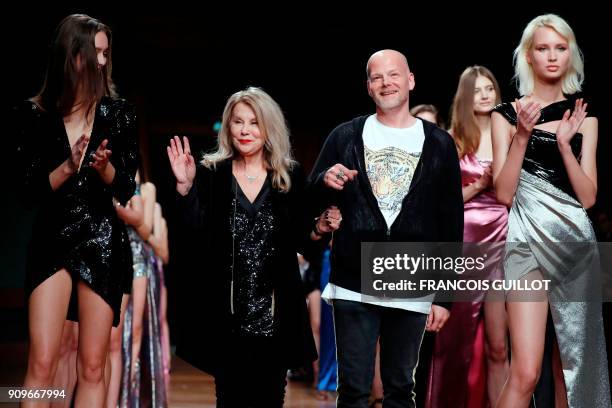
[74,282,113,408]
[130,276,148,384]
[23,269,72,408]
[51,321,73,407]
[51,321,78,408]
[66,323,79,404]
[552,335,568,408]
[105,294,129,408]
[484,300,509,406]
[371,340,383,406]
[496,271,548,408]
[307,289,321,386]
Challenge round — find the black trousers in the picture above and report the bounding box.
[214,335,287,408]
[333,299,428,408]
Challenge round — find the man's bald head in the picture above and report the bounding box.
[366,49,410,78]
[366,49,415,113]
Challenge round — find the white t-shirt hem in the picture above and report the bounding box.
[321,283,432,314]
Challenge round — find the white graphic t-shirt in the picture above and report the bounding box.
[363,115,425,227]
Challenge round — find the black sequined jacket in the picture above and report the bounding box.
[309,116,464,309]
[174,160,317,374]
[14,96,138,326]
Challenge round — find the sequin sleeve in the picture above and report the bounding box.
[13,101,54,207]
[108,100,139,205]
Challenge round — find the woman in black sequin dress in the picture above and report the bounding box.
[168,87,340,407]
[15,14,138,407]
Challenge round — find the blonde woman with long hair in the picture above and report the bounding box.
[492,14,610,407]
[167,87,339,406]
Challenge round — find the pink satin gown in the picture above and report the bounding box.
[426,153,508,408]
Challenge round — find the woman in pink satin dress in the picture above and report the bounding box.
[426,66,509,408]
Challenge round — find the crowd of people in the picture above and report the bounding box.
[12,12,611,408]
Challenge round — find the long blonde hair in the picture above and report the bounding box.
[202,87,296,192]
[513,14,584,96]
[450,66,501,158]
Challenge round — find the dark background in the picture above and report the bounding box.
[1,7,609,337]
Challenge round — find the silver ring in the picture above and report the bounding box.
[335,170,345,180]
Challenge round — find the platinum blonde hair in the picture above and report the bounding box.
[513,14,584,95]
